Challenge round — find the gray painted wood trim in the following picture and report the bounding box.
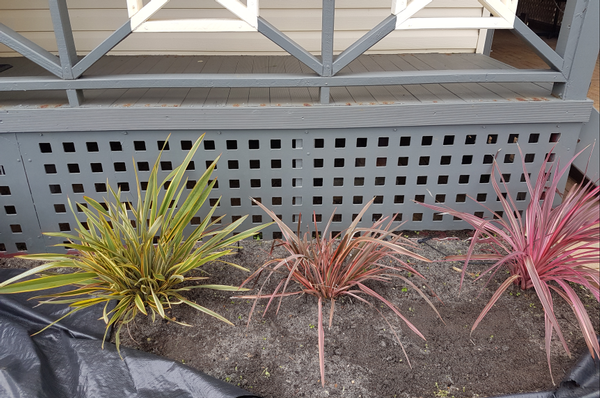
[552,0,599,100]
[483,29,494,56]
[333,15,397,75]
[48,0,78,79]
[0,70,566,91]
[512,18,564,71]
[71,22,133,79]
[257,17,322,76]
[0,23,62,78]
[321,0,335,77]
[0,101,592,133]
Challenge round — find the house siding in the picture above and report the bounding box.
[0,0,487,56]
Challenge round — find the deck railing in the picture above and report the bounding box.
[0,0,597,106]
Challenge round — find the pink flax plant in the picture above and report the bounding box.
[235,198,443,387]
[419,146,599,383]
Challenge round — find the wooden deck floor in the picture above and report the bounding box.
[490,29,599,110]
[0,52,556,109]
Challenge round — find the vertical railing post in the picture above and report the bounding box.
[551,0,599,100]
[48,0,84,106]
[320,0,335,104]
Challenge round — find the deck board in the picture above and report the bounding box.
[0,53,559,109]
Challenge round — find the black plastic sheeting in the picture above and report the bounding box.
[494,339,600,398]
[0,269,260,398]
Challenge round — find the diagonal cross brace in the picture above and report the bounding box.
[0,23,62,78]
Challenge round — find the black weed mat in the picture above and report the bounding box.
[0,269,259,398]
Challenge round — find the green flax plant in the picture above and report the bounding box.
[236,198,443,386]
[419,147,599,383]
[0,134,267,350]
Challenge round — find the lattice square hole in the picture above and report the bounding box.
[438,176,448,185]
[249,160,260,169]
[250,179,261,188]
[314,138,324,148]
[335,138,346,148]
[114,162,127,172]
[110,141,123,151]
[354,177,364,186]
[373,195,383,204]
[412,213,423,221]
[333,196,343,204]
[44,164,57,174]
[487,134,498,144]
[313,178,323,187]
[229,180,240,189]
[508,134,519,144]
[231,198,241,206]
[49,185,61,194]
[249,140,259,149]
[477,193,487,202]
[355,158,366,167]
[134,141,146,151]
[422,136,433,146]
[459,175,470,184]
[272,197,282,206]
[272,178,282,188]
[270,139,281,149]
[313,196,322,205]
[10,224,22,233]
[353,196,363,205]
[378,137,389,147]
[550,133,561,143]
[157,141,169,151]
[292,159,302,169]
[292,139,303,149]
[456,194,467,203]
[398,157,409,166]
[334,158,345,167]
[204,140,216,150]
[39,143,52,153]
[292,178,302,188]
[400,136,411,146]
[4,205,16,215]
[226,140,237,150]
[435,194,445,203]
[292,196,302,206]
[333,178,343,187]
[271,159,281,169]
[67,164,80,173]
[63,142,75,153]
[374,177,385,186]
[396,176,406,186]
[414,195,425,203]
[465,135,476,145]
[356,138,367,148]
[417,176,427,185]
[252,215,263,223]
[528,133,540,143]
[181,140,193,150]
[433,213,443,221]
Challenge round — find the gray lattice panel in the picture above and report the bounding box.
[0,133,45,255]
[9,124,579,254]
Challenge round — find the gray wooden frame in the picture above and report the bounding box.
[0,0,597,107]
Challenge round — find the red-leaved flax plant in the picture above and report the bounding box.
[419,146,599,383]
[235,199,443,386]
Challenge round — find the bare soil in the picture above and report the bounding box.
[1,230,598,398]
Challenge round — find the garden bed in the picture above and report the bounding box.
[1,230,598,398]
